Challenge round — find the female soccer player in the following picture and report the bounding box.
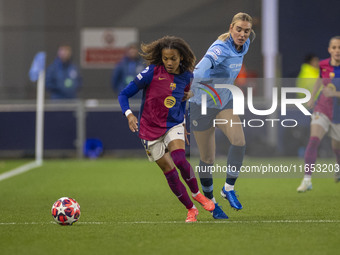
[297,36,340,192]
[189,12,255,219]
[118,36,215,222]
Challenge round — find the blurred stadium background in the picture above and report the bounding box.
[0,0,340,159]
[1,2,340,255]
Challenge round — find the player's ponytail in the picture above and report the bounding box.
[218,32,231,42]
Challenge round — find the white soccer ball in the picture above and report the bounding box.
[51,197,81,225]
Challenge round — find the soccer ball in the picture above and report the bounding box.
[51,197,81,225]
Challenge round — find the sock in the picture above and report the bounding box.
[198,160,214,199]
[303,175,311,181]
[192,191,200,197]
[333,149,340,165]
[211,197,216,203]
[189,205,197,210]
[164,168,193,209]
[224,183,234,191]
[304,137,320,176]
[226,145,246,186]
[171,149,199,194]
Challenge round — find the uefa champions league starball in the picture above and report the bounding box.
[51,197,81,225]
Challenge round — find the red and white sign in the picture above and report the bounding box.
[81,28,138,69]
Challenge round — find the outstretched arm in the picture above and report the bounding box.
[194,57,212,78]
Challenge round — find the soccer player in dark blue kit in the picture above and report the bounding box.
[189,13,255,219]
[118,36,215,222]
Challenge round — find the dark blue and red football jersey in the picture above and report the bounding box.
[314,58,340,123]
[119,64,193,140]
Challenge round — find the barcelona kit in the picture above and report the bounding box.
[314,58,340,123]
[119,64,193,140]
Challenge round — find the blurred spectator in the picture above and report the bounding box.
[111,43,145,98]
[235,64,258,95]
[46,45,82,99]
[296,54,320,99]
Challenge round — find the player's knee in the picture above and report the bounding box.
[170,149,187,167]
[231,137,246,147]
[200,156,215,164]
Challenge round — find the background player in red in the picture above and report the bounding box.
[297,36,340,192]
[118,36,215,222]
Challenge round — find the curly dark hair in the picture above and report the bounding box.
[140,36,196,72]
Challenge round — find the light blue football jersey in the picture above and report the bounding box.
[190,36,250,108]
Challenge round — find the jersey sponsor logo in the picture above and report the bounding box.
[158,77,166,80]
[137,73,143,80]
[170,83,176,90]
[207,52,218,60]
[164,96,176,108]
[229,63,242,69]
[141,66,149,73]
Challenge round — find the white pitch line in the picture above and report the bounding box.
[1,220,340,225]
[0,161,42,182]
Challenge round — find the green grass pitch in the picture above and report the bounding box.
[0,158,339,255]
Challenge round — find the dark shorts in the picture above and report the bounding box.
[189,101,233,131]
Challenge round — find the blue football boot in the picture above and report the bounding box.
[211,203,228,219]
[221,187,243,210]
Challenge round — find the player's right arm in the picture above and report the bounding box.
[118,65,154,133]
[118,81,140,132]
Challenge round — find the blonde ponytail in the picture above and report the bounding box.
[218,32,231,42]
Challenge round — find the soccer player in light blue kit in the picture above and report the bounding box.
[189,12,255,219]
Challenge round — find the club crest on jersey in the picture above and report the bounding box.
[170,83,176,90]
[164,96,176,108]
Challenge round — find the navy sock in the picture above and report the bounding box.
[198,160,214,199]
[226,145,245,186]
